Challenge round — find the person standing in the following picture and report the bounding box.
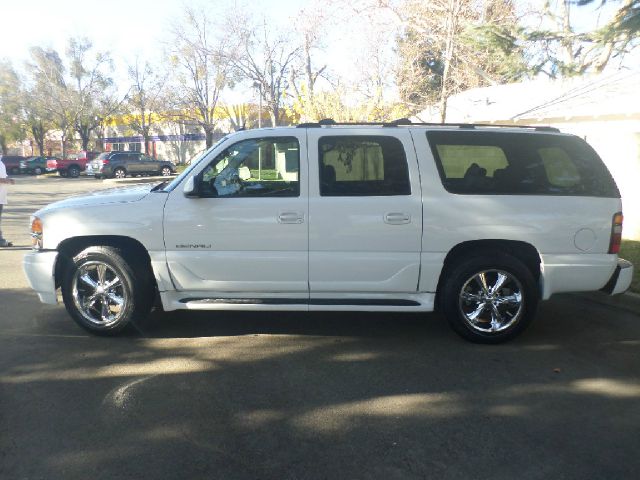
[0,155,16,247]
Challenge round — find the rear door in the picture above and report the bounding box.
[307,129,423,297]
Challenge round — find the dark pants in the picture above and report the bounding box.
[0,204,5,242]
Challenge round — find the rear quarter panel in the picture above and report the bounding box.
[410,129,621,295]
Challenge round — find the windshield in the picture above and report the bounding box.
[161,135,231,192]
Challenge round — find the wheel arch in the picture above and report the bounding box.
[55,235,155,289]
[435,239,542,309]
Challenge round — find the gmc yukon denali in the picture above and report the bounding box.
[23,120,634,343]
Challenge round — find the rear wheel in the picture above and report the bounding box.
[61,246,154,335]
[440,252,538,343]
[34,167,43,175]
[68,165,80,178]
[161,166,172,176]
[114,168,126,179]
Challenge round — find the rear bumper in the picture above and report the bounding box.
[601,259,634,295]
[23,250,59,304]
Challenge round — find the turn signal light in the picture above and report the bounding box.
[608,212,623,254]
[31,217,43,249]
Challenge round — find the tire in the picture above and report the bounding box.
[440,251,538,344]
[61,246,154,335]
[34,167,43,175]
[160,166,172,176]
[114,168,126,179]
[68,165,80,178]
[59,170,68,177]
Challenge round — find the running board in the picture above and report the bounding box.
[181,298,421,307]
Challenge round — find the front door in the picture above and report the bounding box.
[307,129,423,296]
[163,132,308,298]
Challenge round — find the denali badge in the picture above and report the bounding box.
[176,244,212,249]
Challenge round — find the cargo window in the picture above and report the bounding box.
[318,136,410,196]
[427,131,619,197]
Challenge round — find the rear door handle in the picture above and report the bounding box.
[384,212,411,225]
[278,212,305,224]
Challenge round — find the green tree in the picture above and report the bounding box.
[393,0,529,120]
[0,61,23,154]
[523,0,640,77]
[125,59,168,154]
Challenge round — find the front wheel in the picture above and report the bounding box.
[160,166,172,176]
[61,246,154,335]
[440,252,539,344]
[34,167,43,175]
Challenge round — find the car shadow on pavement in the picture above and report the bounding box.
[1,287,640,479]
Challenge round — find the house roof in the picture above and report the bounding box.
[413,70,640,124]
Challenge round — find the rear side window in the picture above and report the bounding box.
[318,136,410,196]
[427,131,619,197]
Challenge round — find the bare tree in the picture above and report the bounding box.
[231,17,301,126]
[168,7,233,148]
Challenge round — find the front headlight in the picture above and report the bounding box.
[31,216,43,250]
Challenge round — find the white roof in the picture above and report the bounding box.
[413,70,640,124]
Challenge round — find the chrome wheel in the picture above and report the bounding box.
[71,261,129,327]
[114,169,126,179]
[161,167,171,176]
[458,269,523,333]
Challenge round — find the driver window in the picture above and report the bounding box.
[200,136,300,197]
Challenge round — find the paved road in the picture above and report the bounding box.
[1,177,640,479]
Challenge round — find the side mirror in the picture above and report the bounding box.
[183,176,199,197]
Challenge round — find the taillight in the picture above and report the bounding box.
[608,212,623,254]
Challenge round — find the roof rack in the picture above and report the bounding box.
[296,118,560,132]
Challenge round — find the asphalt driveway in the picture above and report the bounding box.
[0,176,639,479]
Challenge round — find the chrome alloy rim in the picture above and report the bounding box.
[458,270,523,333]
[115,169,125,178]
[72,261,128,327]
[161,167,171,176]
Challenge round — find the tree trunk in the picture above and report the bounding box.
[32,123,46,156]
[438,0,461,124]
[204,127,215,148]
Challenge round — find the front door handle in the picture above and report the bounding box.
[278,212,305,224]
[384,212,411,225]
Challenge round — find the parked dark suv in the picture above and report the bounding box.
[87,152,176,179]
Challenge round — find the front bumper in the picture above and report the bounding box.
[23,250,59,304]
[601,259,634,295]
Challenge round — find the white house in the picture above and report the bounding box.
[414,71,640,240]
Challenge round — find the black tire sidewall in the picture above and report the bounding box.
[441,252,538,344]
[61,247,149,335]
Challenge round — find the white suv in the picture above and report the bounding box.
[23,121,634,343]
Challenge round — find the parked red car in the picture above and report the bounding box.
[0,155,27,175]
[47,151,101,178]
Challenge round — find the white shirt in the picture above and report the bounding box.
[0,158,8,205]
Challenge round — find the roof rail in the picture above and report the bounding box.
[296,118,560,132]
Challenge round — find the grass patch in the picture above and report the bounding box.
[620,240,640,293]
